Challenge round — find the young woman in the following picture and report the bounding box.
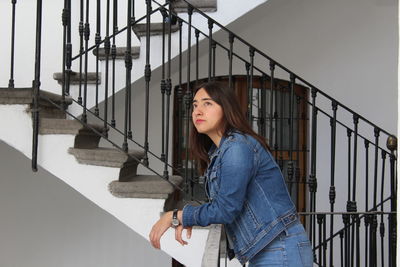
[150,82,313,266]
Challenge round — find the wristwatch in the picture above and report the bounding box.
[171,209,180,227]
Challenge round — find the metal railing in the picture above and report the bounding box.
[2,0,397,266]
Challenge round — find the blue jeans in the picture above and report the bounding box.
[248,221,313,267]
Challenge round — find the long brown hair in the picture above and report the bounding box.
[190,81,270,173]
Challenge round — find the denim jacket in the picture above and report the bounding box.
[182,131,297,264]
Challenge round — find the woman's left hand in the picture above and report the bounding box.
[149,211,173,249]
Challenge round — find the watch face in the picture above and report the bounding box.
[172,218,179,227]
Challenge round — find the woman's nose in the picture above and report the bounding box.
[193,106,203,116]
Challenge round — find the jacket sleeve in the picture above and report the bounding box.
[182,141,254,227]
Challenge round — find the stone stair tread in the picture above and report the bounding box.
[108,175,183,199]
[0,87,72,106]
[39,118,104,135]
[53,71,100,85]
[172,0,217,12]
[68,147,145,168]
[93,46,140,60]
[133,23,179,38]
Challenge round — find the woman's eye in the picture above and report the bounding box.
[204,102,212,106]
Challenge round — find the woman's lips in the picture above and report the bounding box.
[195,119,205,124]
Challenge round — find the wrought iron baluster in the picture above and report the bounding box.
[82,0,90,123]
[387,135,397,267]
[8,0,17,88]
[195,29,199,87]
[373,128,380,208]
[185,6,193,196]
[128,0,135,139]
[61,0,68,108]
[355,215,361,267]
[350,115,360,267]
[342,213,350,267]
[323,214,327,267]
[260,75,266,138]
[287,74,296,194]
[245,62,250,122]
[379,151,386,267]
[317,214,323,267]
[269,61,275,147]
[369,127,380,267]
[249,47,255,126]
[160,7,167,162]
[208,19,213,81]
[94,0,100,114]
[295,95,301,205]
[228,33,234,89]
[369,214,378,267]
[212,41,216,78]
[340,230,344,267]
[111,0,118,127]
[122,0,133,152]
[309,87,318,252]
[102,0,111,136]
[364,140,370,267]
[345,128,352,267]
[32,0,43,172]
[329,101,338,267]
[274,76,279,152]
[143,0,152,166]
[163,0,173,180]
[78,0,85,104]
[65,0,72,98]
[177,17,183,172]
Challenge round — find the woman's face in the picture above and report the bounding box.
[192,88,224,140]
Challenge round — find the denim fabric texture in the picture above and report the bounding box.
[249,221,313,267]
[182,131,304,264]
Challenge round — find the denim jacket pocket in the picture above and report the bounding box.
[208,168,219,199]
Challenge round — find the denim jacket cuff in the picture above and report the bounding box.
[182,204,197,227]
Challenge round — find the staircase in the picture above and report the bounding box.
[0,0,397,267]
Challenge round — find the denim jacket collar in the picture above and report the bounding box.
[208,130,237,159]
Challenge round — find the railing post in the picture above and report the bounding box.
[329,100,338,267]
[228,33,234,89]
[111,0,118,127]
[387,135,397,267]
[269,61,275,146]
[77,0,85,105]
[143,0,152,166]
[32,0,43,172]
[94,0,101,113]
[8,0,17,89]
[123,0,133,152]
[309,87,318,253]
[82,0,90,123]
[207,19,213,81]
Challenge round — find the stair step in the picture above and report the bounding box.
[172,0,217,13]
[0,87,72,119]
[93,46,140,60]
[133,22,179,38]
[53,71,100,85]
[40,118,105,148]
[108,175,183,199]
[40,118,103,135]
[68,147,144,168]
[0,87,72,106]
